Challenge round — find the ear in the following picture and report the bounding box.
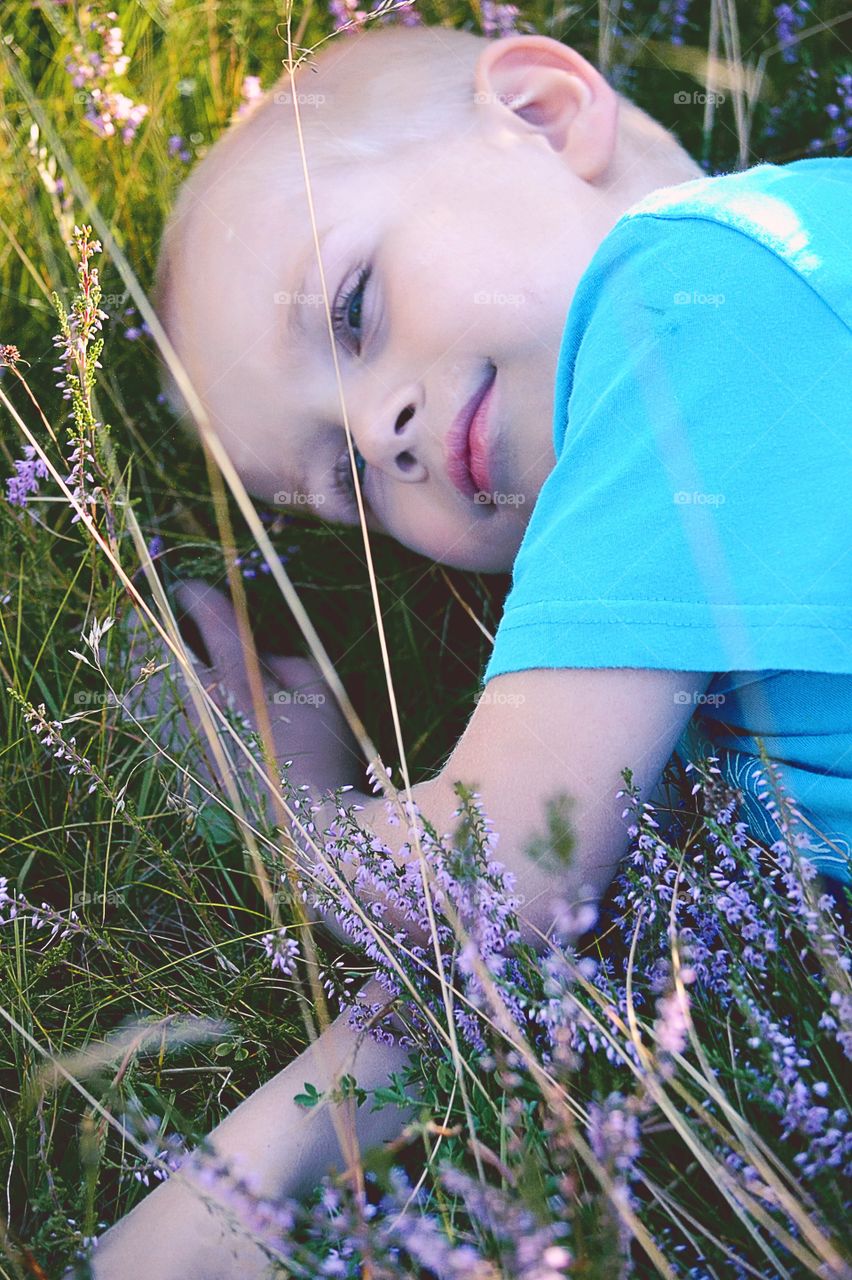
[474,35,619,182]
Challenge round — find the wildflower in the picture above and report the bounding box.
[126,1114,188,1186]
[816,72,852,154]
[236,74,264,118]
[481,1,520,37]
[653,985,690,1060]
[65,9,149,143]
[438,1165,572,1278]
[774,1,810,64]
[328,0,369,32]
[587,1092,642,1177]
[668,0,692,45]
[181,1147,299,1254]
[261,928,301,976]
[167,133,192,163]
[11,691,127,817]
[5,443,50,509]
[0,875,83,946]
[49,226,118,541]
[294,780,525,1052]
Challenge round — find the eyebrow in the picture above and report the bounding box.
[286,230,329,339]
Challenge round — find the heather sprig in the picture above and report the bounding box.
[65,7,150,143]
[50,225,119,545]
[289,776,529,1056]
[774,2,811,64]
[328,0,421,35]
[0,875,84,947]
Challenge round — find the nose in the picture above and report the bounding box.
[355,385,427,482]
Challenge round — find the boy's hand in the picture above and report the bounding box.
[117,579,364,806]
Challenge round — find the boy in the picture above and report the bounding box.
[85,23,851,1278]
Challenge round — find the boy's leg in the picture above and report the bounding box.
[74,981,417,1280]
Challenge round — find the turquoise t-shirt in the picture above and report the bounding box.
[483,158,852,882]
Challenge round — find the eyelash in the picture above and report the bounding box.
[333,445,367,507]
[332,264,371,354]
[331,263,371,508]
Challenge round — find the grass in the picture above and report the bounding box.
[0,0,851,1275]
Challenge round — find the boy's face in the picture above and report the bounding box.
[170,38,625,572]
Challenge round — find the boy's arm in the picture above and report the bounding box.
[304,664,710,945]
[73,981,416,1280]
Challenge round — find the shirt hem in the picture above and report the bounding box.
[483,600,852,682]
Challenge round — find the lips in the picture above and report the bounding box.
[445,364,498,500]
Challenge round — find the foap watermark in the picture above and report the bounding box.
[272,91,329,108]
[473,290,526,308]
[73,690,120,707]
[474,689,526,707]
[473,490,526,507]
[273,491,326,507]
[674,490,726,507]
[272,690,326,706]
[673,90,726,106]
[674,689,726,708]
[473,90,528,108]
[74,888,126,907]
[674,290,725,307]
[273,290,325,308]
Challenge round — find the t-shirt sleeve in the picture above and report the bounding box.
[483,214,852,684]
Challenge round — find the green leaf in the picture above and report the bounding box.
[294,1081,323,1109]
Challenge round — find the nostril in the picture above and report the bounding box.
[396,449,416,472]
[395,404,415,434]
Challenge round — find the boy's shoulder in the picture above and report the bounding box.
[611,157,852,332]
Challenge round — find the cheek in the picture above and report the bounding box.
[386,196,553,356]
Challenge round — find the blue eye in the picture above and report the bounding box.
[332,265,371,353]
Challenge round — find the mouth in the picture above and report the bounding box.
[445,363,498,501]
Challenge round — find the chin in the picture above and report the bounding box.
[403,527,523,574]
[446,550,519,573]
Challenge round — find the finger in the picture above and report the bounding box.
[264,655,327,693]
[172,579,247,676]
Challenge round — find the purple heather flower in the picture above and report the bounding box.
[662,0,692,46]
[167,133,192,163]
[654,985,690,1059]
[481,1,520,37]
[0,875,83,945]
[261,928,301,976]
[6,443,49,509]
[288,780,526,1052]
[774,1,809,63]
[236,74,264,117]
[328,0,368,31]
[66,12,149,144]
[588,1092,642,1209]
[437,1164,571,1277]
